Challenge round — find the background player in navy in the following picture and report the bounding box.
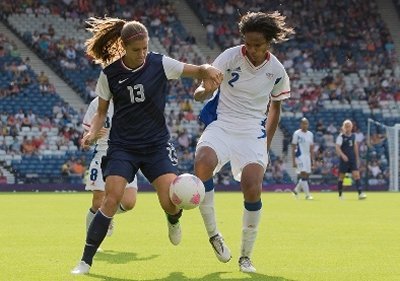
[71,17,223,275]
[335,120,367,200]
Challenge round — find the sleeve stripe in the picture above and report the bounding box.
[82,122,91,129]
[271,90,290,98]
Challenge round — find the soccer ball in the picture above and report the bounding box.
[169,173,205,210]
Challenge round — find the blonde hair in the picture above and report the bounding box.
[341,119,353,133]
[85,17,148,66]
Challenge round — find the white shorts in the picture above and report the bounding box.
[295,155,312,174]
[84,155,138,191]
[196,121,269,181]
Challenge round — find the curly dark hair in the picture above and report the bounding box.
[238,11,295,43]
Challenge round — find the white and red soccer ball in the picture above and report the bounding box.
[169,173,205,210]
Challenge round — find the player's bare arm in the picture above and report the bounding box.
[291,144,297,167]
[266,100,281,150]
[310,143,315,168]
[335,144,348,162]
[82,98,109,149]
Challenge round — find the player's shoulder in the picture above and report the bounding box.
[219,45,243,61]
[268,52,286,72]
[293,129,301,135]
[147,51,163,62]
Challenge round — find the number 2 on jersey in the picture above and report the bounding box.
[128,84,145,103]
[228,72,240,87]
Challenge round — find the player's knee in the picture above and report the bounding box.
[122,198,136,211]
[194,155,216,180]
[242,182,262,202]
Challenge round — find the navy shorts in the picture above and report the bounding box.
[101,142,178,183]
[339,158,358,173]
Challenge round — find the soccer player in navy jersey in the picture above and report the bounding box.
[193,11,294,272]
[335,119,367,200]
[71,17,223,275]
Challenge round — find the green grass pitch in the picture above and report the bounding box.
[0,192,399,281]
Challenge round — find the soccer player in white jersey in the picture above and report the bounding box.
[194,11,294,273]
[291,117,314,200]
[82,97,138,242]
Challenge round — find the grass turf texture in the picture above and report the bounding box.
[0,192,399,281]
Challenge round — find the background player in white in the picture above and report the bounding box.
[194,11,294,273]
[291,117,314,200]
[82,97,138,242]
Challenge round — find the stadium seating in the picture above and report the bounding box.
[1,0,399,187]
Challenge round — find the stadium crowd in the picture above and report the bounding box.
[0,0,399,187]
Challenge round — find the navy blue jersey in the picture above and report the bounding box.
[336,133,356,160]
[98,52,182,151]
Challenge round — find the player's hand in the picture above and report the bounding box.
[81,132,96,150]
[203,64,223,89]
[342,155,349,162]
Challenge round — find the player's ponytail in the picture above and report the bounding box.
[85,17,126,66]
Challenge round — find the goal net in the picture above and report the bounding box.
[367,119,399,191]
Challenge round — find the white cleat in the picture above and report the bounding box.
[291,190,299,199]
[96,247,104,253]
[305,195,313,200]
[106,219,114,237]
[339,195,344,200]
[209,233,232,263]
[239,256,256,273]
[167,221,182,245]
[358,193,367,200]
[71,261,90,275]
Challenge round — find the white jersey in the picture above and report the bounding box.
[82,97,113,154]
[205,45,290,130]
[292,129,314,158]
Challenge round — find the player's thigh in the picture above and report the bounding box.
[298,156,311,174]
[196,122,230,176]
[230,132,268,182]
[102,148,139,183]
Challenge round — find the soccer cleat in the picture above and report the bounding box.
[71,261,90,275]
[305,195,313,200]
[291,190,299,199]
[209,233,232,263]
[96,247,104,253]
[358,193,367,200]
[339,195,344,200]
[106,219,114,237]
[167,221,182,245]
[239,256,256,273]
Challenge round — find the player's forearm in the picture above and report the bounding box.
[335,146,345,158]
[89,112,106,136]
[266,101,281,150]
[291,145,296,162]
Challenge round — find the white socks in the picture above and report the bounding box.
[199,190,219,237]
[241,208,261,258]
[301,179,310,196]
[86,209,96,233]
